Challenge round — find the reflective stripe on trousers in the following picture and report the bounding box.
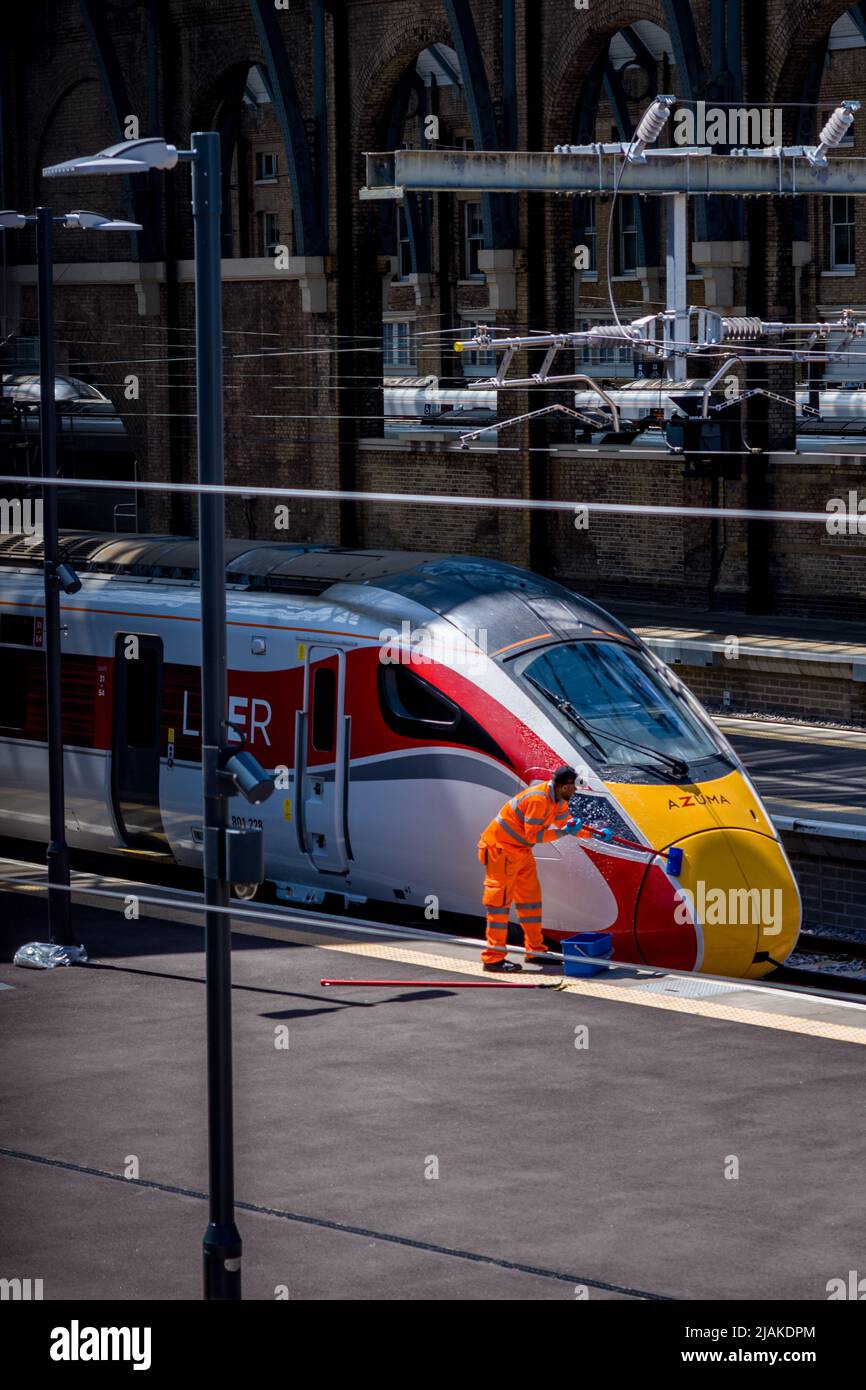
[480,844,546,963]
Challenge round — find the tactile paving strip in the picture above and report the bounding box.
[321,942,866,1046]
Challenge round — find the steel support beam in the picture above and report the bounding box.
[501,0,518,152]
[381,66,430,275]
[792,34,831,241]
[77,0,147,257]
[850,3,866,43]
[661,0,705,103]
[312,0,329,253]
[361,148,866,197]
[572,46,608,266]
[621,25,657,75]
[442,0,515,246]
[248,0,327,255]
[660,0,711,238]
[215,65,250,259]
[603,61,651,266]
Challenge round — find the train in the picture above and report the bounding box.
[0,530,801,978]
[384,379,866,451]
[572,380,866,433]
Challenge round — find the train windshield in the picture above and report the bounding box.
[517,641,722,769]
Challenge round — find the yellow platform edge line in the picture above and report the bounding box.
[4,876,863,1047]
[321,942,866,1046]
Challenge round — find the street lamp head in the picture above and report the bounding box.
[43,137,180,178]
[0,210,27,229]
[62,210,143,232]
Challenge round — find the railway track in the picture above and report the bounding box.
[2,837,865,997]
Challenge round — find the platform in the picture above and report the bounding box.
[621,602,866,674]
[611,599,866,741]
[2,874,865,1302]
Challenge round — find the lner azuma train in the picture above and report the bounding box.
[0,532,800,979]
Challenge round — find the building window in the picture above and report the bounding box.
[463,202,485,279]
[255,151,278,183]
[257,211,280,258]
[459,320,496,378]
[383,319,416,370]
[395,205,413,278]
[581,199,597,272]
[616,198,638,275]
[829,196,855,269]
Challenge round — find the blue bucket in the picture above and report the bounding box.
[561,932,613,978]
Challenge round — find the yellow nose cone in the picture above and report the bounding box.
[670,829,801,978]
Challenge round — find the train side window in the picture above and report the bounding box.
[125,646,160,748]
[379,665,459,730]
[377,662,510,765]
[0,615,35,646]
[0,650,28,729]
[311,666,337,751]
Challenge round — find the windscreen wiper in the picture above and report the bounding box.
[523,674,608,761]
[525,673,689,779]
[577,716,690,780]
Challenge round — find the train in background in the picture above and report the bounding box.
[384,379,866,451]
[0,372,139,530]
[0,531,800,979]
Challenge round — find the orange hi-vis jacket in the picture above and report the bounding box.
[479,780,572,857]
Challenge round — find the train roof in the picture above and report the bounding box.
[0,530,634,651]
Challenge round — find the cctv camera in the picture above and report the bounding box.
[54,561,81,595]
[223,749,274,805]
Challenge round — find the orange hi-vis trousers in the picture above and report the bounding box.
[478,843,546,965]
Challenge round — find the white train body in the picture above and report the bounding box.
[0,534,800,976]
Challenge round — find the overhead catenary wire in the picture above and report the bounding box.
[0,864,574,968]
[1,471,862,526]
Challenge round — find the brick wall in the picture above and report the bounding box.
[5,1,866,621]
[675,659,866,724]
[785,837,866,933]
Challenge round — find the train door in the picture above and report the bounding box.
[293,644,352,874]
[111,633,167,848]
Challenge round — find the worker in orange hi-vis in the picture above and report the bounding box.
[477,766,582,972]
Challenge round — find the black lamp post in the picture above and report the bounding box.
[1,206,140,946]
[41,138,274,1300]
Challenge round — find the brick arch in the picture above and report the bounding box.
[189,58,261,134]
[543,0,674,148]
[35,76,103,171]
[353,22,453,155]
[769,1,858,102]
[34,77,127,220]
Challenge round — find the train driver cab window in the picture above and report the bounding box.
[378,664,459,734]
[311,665,337,752]
[516,641,722,769]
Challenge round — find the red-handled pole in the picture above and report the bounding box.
[321,978,564,990]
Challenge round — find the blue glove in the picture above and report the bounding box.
[562,818,583,836]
